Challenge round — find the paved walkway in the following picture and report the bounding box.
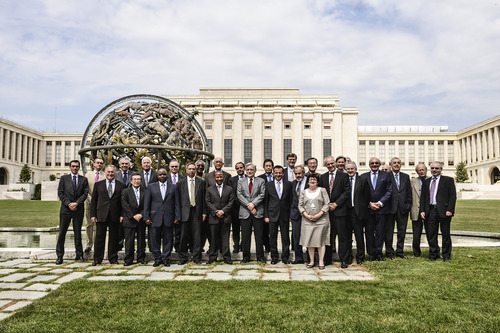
[0,258,374,321]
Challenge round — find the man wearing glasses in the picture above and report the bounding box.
[56,160,89,264]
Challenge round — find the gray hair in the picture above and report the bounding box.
[245,163,256,171]
[105,165,116,172]
[346,161,357,169]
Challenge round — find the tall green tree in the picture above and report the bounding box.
[455,161,469,183]
[18,164,32,183]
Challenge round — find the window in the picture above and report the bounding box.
[55,141,62,166]
[304,123,311,130]
[224,122,232,130]
[408,141,415,166]
[205,122,212,130]
[399,141,405,165]
[323,139,331,160]
[244,122,252,130]
[448,141,454,166]
[283,139,292,165]
[224,139,232,166]
[428,141,434,161]
[74,141,81,161]
[244,139,252,164]
[206,139,213,153]
[264,139,272,160]
[438,141,444,163]
[284,123,291,130]
[303,139,312,161]
[65,141,72,166]
[46,141,52,166]
[359,141,366,166]
[379,141,385,164]
[418,141,425,164]
[388,141,395,160]
[264,122,272,130]
[324,123,331,130]
[369,141,375,159]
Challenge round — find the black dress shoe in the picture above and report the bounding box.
[124,262,133,267]
[368,256,376,262]
[232,249,240,254]
[241,258,250,263]
[138,260,147,264]
[346,259,353,265]
[153,261,162,267]
[193,259,202,265]
[224,260,233,265]
[438,254,443,259]
[412,254,421,258]
[84,247,92,253]
[292,260,304,264]
[75,256,84,262]
[56,257,63,265]
[376,256,386,262]
[356,260,364,265]
[428,258,436,262]
[178,259,188,265]
[207,259,215,264]
[341,262,348,269]
[163,260,170,267]
[397,254,408,259]
[386,255,394,260]
[258,259,266,264]
[110,260,119,265]
[271,260,278,265]
[443,258,451,262]
[282,260,290,264]
[92,261,99,266]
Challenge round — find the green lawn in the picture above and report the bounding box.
[0,199,498,232]
[2,247,499,332]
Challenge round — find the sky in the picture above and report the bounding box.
[0,0,499,133]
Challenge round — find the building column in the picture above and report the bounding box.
[476,132,483,161]
[0,128,3,159]
[495,126,500,158]
[34,139,39,166]
[466,136,472,164]
[444,140,448,167]
[4,129,10,160]
[481,130,487,160]
[404,140,409,167]
[22,135,28,164]
[488,128,494,160]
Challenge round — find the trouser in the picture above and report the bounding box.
[385,211,409,256]
[56,210,84,259]
[324,214,341,264]
[93,216,120,263]
[348,208,366,262]
[334,215,351,263]
[150,224,174,262]
[241,216,264,261]
[231,206,241,251]
[209,222,232,261]
[291,218,303,262]
[262,222,270,251]
[411,217,427,257]
[365,213,386,257]
[426,207,452,259]
[123,222,147,264]
[179,207,202,261]
[268,219,290,261]
[84,201,96,249]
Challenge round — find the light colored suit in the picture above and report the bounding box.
[84,170,105,250]
[237,177,266,219]
[410,177,422,221]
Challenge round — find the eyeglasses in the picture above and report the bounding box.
[171,166,179,168]
[430,167,441,170]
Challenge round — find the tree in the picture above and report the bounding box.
[455,161,469,183]
[19,163,32,183]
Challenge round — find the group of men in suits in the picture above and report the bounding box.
[56,151,456,267]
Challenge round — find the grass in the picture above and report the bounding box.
[1,247,499,332]
[1,199,499,232]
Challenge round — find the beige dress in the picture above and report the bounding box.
[298,187,331,248]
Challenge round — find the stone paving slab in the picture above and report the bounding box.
[24,283,60,291]
[145,272,175,281]
[232,275,259,280]
[54,272,88,284]
[128,266,156,275]
[184,269,208,275]
[289,264,308,270]
[85,266,103,270]
[189,265,208,269]
[100,269,126,275]
[291,273,320,281]
[88,275,145,281]
[0,283,27,289]
[236,270,260,276]
[28,267,51,272]
[43,263,59,267]
[160,265,184,272]
[205,273,232,280]
[211,265,235,272]
[319,274,354,281]
[174,275,204,281]
[0,313,13,320]
[0,269,18,275]
[261,273,290,281]
[0,260,29,267]
[27,275,58,282]
[262,267,290,273]
[49,268,73,274]
[0,290,48,300]
[236,264,261,269]
[65,263,91,268]
[15,263,39,268]
[0,273,35,282]
[3,301,32,312]
[0,300,11,307]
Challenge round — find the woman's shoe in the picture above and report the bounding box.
[318,265,325,270]
[306,263,315,269]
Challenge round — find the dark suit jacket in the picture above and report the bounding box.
[347,173,371,220]
[205,170,231,187]
[283,167,295,182]
[420,175,457,219]
[143,181,181,227]
[264,180,292,222]
[389,171,412,215]
[115,170,131,187]
[176,176,206,222]
[361,170,393,214]
[121,186,145,228]
[258,173,274,182]
[320,171,350,217]
[228,175,245,209]
[290,179,306,221]
[58,173,89,215]
[90,179,126,222]
[167,173,185,185]
[205,184,235,224]
[140,169,158,190]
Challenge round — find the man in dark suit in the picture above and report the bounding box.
[56,160,89,264]
[320,156,350,268]
[206,170,235,264]
[385,157,412,259]
[283,153,297,182]
[361,157,393,262]
[167,159,185,253]
[258,158,274,253]
[195,159,206,179]
[115,157,131,187]
[90,165,126,265]
[237,163,266,263]
[177,163,206,264]
[205,157,231,187]
[420,161,457,262]
[264,165,292,264]
[410,163,428,257]
[345,161,371,265]
[228,162,246,253]
[144,168,181,267]
[121,173,146,266]
[139,156,158,190]
[290,165,306,264]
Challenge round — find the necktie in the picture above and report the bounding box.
[372,172,377,190]
[395,173,399,190]
[249,178,253,195]
[430,177,437,204]
[218,185,222,197]
[350,177,354,207]
[277,181,282,199]
[107,181,113,198]
[290,169,295,181]
[135,188,140,205]
[72,175,77,195]
[190,179,196,206]
[161,183,166,200]
[173,174,177,184]
[329,172,334,193]
[95,172,99,182]
[145,172,149,187]
[123,171,128,184]
[296,180,302,196]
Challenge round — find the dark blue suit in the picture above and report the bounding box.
[361,170,392,258]
[290,178,306,263]
[143,181,181,263]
